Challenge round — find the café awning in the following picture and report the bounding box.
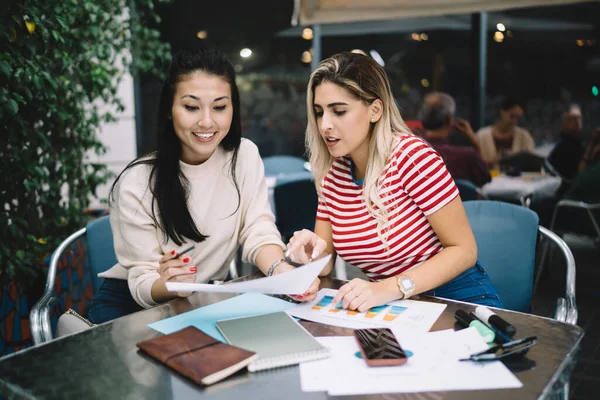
[293,0,597,25]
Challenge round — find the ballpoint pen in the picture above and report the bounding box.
[176,245,195,257]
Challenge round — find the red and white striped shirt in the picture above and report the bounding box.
[317,134,459,280]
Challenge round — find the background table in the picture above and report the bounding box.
[0,276,583,400]
[482,174,561,205]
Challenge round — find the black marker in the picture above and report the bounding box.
[469,311,511,344]
[475,306,516,338]
[454,310,495,343]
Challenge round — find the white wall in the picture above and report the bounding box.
[87,70,137,209]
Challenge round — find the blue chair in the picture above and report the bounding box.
[30,216,117,344]
[263,155,309,176]
[31,215,243,344]
[454,179,486,201]
[273,171,318,242]
[463,201,577,324]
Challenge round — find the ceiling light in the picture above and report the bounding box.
[302,28,313,40]
[240,48,252,58]
[301,51,312,64]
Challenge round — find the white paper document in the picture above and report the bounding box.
[166,255,331,294]
[300,328,522,395]
[287,288,446,333]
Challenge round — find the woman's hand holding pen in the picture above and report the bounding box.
[158,246,197,297]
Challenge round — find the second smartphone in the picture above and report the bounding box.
[354,327,408,367]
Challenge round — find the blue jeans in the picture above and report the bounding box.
[88,278,143,324]
[422,262,504,308]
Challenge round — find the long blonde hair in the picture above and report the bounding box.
[306,52,412,234]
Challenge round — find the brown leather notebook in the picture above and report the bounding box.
[137,326,258,385]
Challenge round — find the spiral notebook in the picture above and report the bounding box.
[216,311,330,372]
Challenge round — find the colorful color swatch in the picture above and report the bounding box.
[346,310,359,316]
[383,305,408,321]
[312,295,334,310]
[329,302,344,313]
[365,305,388,319]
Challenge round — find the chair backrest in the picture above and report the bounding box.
[454,179,479,201]
[273,172,318,242]
[263,155,308,176]
[85,215,117,292]
[463,201,539,312]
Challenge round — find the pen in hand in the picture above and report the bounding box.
[176,245,195,258]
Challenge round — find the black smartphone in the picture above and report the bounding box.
[354,328,408,367]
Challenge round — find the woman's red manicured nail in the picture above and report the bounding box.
[297,295,303,299]
[190,267,197,273]
[183,257,190,263]
[170,250,176,256]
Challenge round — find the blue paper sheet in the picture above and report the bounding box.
[148,293,296,342]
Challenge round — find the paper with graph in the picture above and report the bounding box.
[287,288,446,332]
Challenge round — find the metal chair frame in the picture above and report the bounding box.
[550,199,600,242]
[30,227,87,344]
[538,226,578,325]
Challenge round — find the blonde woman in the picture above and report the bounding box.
[286,52,503,311]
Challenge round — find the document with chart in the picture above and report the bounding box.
[287,288,446,332]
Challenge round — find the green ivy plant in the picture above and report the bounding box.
[0,0,172,287]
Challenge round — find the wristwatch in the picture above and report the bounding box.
[397,275,415,300]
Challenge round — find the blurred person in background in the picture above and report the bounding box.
[578,128,600,174]
[548,104,584,181]
[476,98,535,168]
[420,92,491,187]
[565,128,600,204]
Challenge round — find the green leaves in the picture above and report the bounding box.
[0,60,12,78]
[1,0,172,287]
[6,99,18,115]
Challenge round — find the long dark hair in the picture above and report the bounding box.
[110,48,242,245]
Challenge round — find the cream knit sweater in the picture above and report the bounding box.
[476,125,535,165]
[100,138,285,308]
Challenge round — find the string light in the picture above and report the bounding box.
[302,28,313,40]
